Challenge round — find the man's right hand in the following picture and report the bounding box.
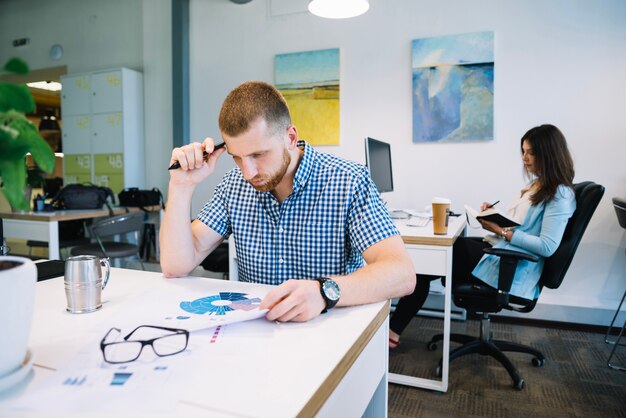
[168,137,227,186]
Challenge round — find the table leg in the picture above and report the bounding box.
[440,246,452,391]
[388,245,453,392]
[47,220,60,260]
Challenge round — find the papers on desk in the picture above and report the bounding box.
[10,339,193,413]
[7,281,270,414]
[137,288,269,332]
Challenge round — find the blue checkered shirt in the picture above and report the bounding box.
[197,141,398,285]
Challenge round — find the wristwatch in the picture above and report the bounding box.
[316,277,341,314]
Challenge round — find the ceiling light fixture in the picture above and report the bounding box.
[39,110,60,132]
[27,81,62,92]
[308,0,369,19]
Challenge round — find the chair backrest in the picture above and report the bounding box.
[91,212,145,240]
[613,197,626,230]
[539,181,604,289]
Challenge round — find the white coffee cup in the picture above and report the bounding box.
[432,197,451,235]
[0,256,36,378]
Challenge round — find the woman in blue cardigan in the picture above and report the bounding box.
[389,124,576,349]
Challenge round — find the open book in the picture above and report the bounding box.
[464,204,520,228]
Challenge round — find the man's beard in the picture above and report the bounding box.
[248,148,291,192]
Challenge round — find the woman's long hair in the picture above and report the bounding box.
[521,124,575,205]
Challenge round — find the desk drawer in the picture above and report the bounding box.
[405,245,449,276]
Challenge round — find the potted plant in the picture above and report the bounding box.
[1,58,55,210]
[0,58,55,389]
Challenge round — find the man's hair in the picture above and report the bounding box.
[219,81,292,137]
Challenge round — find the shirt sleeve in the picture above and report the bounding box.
[509,185,576,257]
[196,176,232,239]
[347,167,399,254]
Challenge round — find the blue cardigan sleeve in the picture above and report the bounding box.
[509,185,576,257]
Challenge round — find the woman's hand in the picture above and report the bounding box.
[478,219,502,235]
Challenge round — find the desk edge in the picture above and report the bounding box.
[297,300,390,417]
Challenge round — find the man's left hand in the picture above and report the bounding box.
[259,279,326,322]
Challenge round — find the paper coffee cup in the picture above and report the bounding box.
[432,197,451,235]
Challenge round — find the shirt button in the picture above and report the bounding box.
[279,257,284,264]
[279,227,284,233]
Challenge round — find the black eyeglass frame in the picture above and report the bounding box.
[100,325,190,364]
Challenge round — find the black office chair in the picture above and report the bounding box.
[70,212,145,269]
[429,181,605,389]
[200,242,229,279]
[605,197,626,370]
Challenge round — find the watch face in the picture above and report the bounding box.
[323,280,340,301]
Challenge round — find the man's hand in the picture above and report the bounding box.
[259,279,326,322]
[169,137,227,186]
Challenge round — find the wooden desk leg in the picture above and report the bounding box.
[47,220,60,260]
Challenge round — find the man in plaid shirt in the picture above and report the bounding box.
[161,81,415,322]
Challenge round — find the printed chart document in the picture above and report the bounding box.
[8,281,270,414]
[464,204,520,228]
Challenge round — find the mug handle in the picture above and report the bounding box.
[100,257,111,289]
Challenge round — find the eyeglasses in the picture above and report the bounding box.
[100,325,189,364]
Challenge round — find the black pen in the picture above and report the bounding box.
[168,142,226,170]
[486,200,500,209]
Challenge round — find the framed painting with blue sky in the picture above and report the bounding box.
[412,31,494,143]
[275,48,340,146]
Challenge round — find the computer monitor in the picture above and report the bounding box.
[364,137,394,193]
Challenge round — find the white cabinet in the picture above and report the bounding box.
[61,68,144,194]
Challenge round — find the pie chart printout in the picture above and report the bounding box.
[179,292,262,316]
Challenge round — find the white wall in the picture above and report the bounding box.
[188,0,626,325]
[142,0,173,198]
[0,0,143,74]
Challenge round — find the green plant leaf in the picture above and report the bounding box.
[3,58,29,75]
[0,159,29,210]
[0,83,35,113]
[14,118,55,172]
[0,110,55,210]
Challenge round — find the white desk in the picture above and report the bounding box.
[389,216,466,392]
[0,207,158,260]
[227,215,466,392]
[0,268,389,417]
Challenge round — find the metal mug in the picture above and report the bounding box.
[64,255,110,314]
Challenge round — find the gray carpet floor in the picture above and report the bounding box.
[388,316,626,418]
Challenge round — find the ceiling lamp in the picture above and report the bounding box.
[39,110,60,132]
[308,0,369,19]
[27,81,62,92]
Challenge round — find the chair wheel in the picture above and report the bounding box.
[427,341,438,351]
[513,378,525,390]
[532,357,545,367]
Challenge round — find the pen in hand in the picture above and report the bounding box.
[486,200,500,209]
[167,142,226,170]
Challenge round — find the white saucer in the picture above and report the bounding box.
[0,349,34,393]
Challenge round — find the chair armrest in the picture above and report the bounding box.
[482,248,539,306]
[483,247,540,262]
